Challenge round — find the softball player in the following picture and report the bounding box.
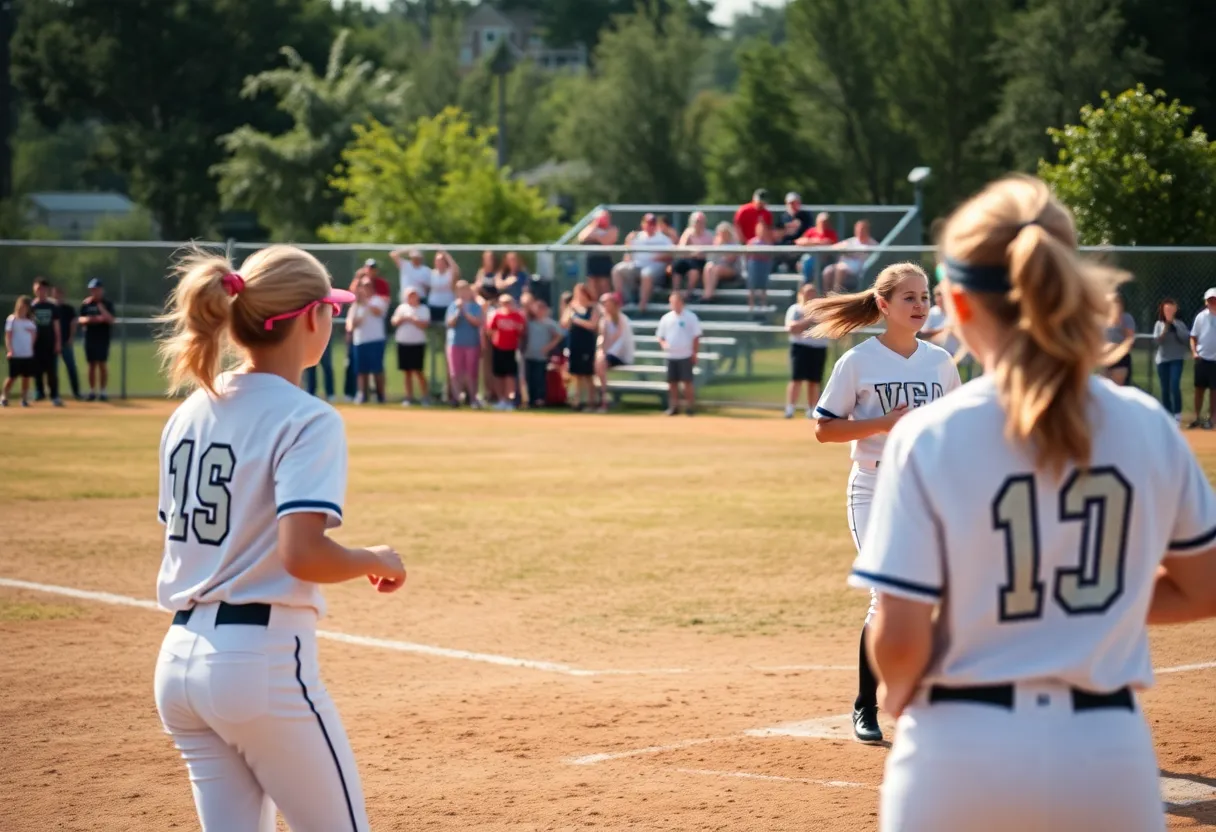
[810,262,961,744]
[153,245,406,832]
[854,175,1216,832]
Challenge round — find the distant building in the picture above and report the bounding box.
[26,192,139,239]
[459,4,587,72]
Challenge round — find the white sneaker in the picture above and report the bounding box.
[806,408,815,419]
[354,393,365,405]
[784,405,795,419]
[401,399,412,408]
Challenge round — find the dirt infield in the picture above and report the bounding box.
[2,404,1215,830]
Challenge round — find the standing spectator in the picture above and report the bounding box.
[1103,293,1136,386]
[474,250,500,300]
[563,283,601,411]
[3,296,37,407]
[794,212,840,286]
[778,192,815,273]
[701,222,740,302]
[1154,297,1189,424]
[595,293,634,413]
[523,299,563,408]
[611,213,673,313]
[655,291,701,416]
[78,278,116,401]
[478,292,498,404]
[674,212,714,295]
[734,188,773,245]
[359,259,391,298]
[30,278,62,406]
[428,250,460,402]
[579,209,619,301]
[445,280,484,407]
[495,251,531,302]
[784,283,830,418]
[342,264,390,400]
[346,276,388,404]
[487,295,527,410]
[390,248,432,301]
[746,220,774,316]
[1191,287,1216,428]
[51,286,82,400]
[391,286,431,406]
[821,219,878,294]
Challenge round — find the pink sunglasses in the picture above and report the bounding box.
[263,288,357,331]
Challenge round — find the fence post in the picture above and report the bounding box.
[119,257,128,400]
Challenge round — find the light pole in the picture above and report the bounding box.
[490,42,515,169]
[908,166,932,215]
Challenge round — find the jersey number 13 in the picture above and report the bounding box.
[993,467,1131,621]
[167,439,236,546]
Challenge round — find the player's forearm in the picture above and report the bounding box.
[280,534,380,585]
[868,613,932,712]
[814,417,889,443]
[1148,568,1216,624]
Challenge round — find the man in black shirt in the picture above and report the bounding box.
[778,192,815,272]
[51,285,82,400]
[79,278,116,402]
[30,278,63,406]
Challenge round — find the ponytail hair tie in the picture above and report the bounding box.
[222,273,246,297]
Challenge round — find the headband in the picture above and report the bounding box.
[942,220,1044,293]
[221,272,245,296]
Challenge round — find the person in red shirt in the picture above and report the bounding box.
[349,258,391,298]
[486,294,527,410]
[795,212,841,287]
[733,188,773,244]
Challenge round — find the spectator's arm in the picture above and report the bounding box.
[1192,335,1200,358]
[4,329,12,356]
[544,325,564,354]
[52,319,61,353]
[621,231,637,262]
[463,308,482,328]
[389,249,407,268]
[578,224,599,243]
[690,334,701,365]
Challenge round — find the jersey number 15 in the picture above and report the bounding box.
[994,467,1131,621]
[167,439,236,546]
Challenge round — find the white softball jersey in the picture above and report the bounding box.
[815,337,961,465]
[156,372,347,616]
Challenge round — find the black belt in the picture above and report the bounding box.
[929,684,1134,712]
[172,602,272,628]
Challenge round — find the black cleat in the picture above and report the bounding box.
[852,706,883,744]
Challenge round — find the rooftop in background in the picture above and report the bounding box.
[458,3,587,72]
[25,192,139,240]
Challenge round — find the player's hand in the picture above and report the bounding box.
[366,545,406,593]
[883,404,911,429]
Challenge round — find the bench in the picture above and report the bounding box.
[630,322,787,375]
[605,379,671,406]
[632,350,721,364]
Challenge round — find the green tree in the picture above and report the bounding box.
[1039,87,1216,245]
[322,109,564,244]
[552,4,704,203]
[498,0,716,54]
[212,31,411,242]
[985,0,1157,172]
[11,0,337,239]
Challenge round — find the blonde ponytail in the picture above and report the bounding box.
[806,262,927,340]
[943,175,1124,473]
[158,244,336,397]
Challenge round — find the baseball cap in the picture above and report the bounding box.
[87,278,103,289]
[642,212,657,223]
[1205,288,1216,301]
[753,188,768,202]
[364,258,377,268]
[785,191,801,203]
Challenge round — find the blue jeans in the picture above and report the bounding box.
[303,339,334,398]
[60,343,81,398]
[1157,359,1184,415]
[524,359,548,406]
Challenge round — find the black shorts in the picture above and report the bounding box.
[673,258,707,276]
[6,356,35,378]
[790,344,827,383]
[84,340,110,363]
[568,350,595,377]
[606,355,627,368]
[667,357,694,383]
[1195,358,1216,390]
[587,253,615,279]
[491,347,519,378]
[397,342,425,373]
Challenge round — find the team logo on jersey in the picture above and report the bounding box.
[874,381,945,413]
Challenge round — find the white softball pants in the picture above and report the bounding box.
[847,463,878,622]
[154,602,370,832]
[881,682,1165,832]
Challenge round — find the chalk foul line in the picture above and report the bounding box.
[0,577,687,678]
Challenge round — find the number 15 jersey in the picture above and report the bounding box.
[851,375,1216,692]
[156,373,348,616]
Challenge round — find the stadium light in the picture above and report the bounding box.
[908,166,931,214]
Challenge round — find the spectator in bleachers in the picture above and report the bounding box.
[657,214,680,243]
[30,278,62,406]
[391,286,431,407]
[701,222,740,302]
[674,212,714,296]
[612,213,674,313]
[487,294,527,410]
[446,280,484,408]
[78,279,116,402]
[3,296,36,407]
[391,248,433,301]
[474,250,499,300]
[51,286,81,401]
[794,212,840,286]
[821,219,878,294]
[919,281,966,369]
[595,293,635,413]
[1191,288,1216,429]
[778,192,814,273]
[1103,292,1135,386]
[785,283,829,418]
[495,251,531,302]
[734,188,772,245]
[563,283,601,411]
[347,276,388,404]
[523,298,563,409]
[656,291,701,417]
[746,219,774,316]
[579,209,618,301]
[1154,297,1188,424]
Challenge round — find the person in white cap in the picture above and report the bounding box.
[1190,287,1216,428]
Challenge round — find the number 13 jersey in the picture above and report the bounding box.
[156,373,348,615]
[851,375,1216,692]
